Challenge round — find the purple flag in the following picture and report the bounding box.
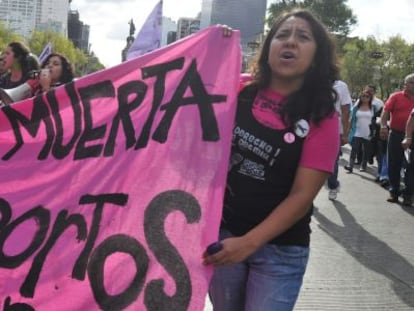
[126,0,163,60]
[38,42,52,64]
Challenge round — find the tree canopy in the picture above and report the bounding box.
[0,22,23,49]
[267,0,357,36]
[265,1,414,99]
[342,35,414,99]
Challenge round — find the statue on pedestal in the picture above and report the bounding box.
[122,19,136,62]
[129,19,136,37]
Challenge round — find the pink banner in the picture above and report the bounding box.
[0,26,241,311]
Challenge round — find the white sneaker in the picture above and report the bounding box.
[328,187,339,200]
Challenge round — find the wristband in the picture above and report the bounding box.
[380,125,387,129]
[405,137,412,140]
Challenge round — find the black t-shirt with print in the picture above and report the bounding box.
[222,85,313,246]
[0,73,28,89]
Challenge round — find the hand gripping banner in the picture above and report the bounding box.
[0,26,241,311]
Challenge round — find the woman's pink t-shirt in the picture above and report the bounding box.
[253,88,339,173]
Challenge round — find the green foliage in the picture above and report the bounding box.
[77,51,105,75]
[341,37,380,96]
[341,36,414,99]
[266,0,357,36]
[303,0,356,36]
[265,1,414,100]
[0,21,24,51]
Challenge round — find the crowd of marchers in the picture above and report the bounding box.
[327,75,414,208]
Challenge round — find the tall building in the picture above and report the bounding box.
[68,10,90,52]
[38,0,70,35]
[176,18,200,40]
[200,0,267,52]
[161,16,177,46]
[0,0,70,37]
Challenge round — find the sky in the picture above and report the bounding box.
[70,0,414,69]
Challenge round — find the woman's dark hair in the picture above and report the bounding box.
[366,84,376,92]
[26,53,40,73]
[41,52,74,84]
[250,9,339,125]
[357,92,373,110]
[8,41,33,75]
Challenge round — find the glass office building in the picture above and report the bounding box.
[200,0,267,51]
[0,0,69,37]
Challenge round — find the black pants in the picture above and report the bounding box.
[387,130,414,196]
[349,137,370,170]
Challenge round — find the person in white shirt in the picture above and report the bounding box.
[327,80,351,200]
[345,90,375,173]
[353,84,384,166]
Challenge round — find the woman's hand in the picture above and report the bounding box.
[340,133,348,146]
[379,127,388,140]
[219,24,233,37]
[39,69,52,92]
[203,235,257,266]
[402,137,412,150]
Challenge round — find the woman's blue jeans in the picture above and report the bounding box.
[209,229,309,311]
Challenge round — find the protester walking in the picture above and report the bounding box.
[345,90,375,173]
[380,73,414,205]
[327,80,351,200]
[373,106,390,187]
[204,9,339,311]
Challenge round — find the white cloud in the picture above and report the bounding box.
[71,0,161,68]
[348,0,414,42]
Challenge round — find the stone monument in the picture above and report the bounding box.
[122,19,136,62]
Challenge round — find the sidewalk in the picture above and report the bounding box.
[295,151,414,310]
[205,148,414,310]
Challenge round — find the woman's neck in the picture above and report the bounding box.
[269,76,303,96]
[10,69,23,82]
[359,102,371,109]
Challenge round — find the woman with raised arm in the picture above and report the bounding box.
[36,52,74,94]
[204,9,339,311]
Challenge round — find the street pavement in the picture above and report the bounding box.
[204,147,414,310]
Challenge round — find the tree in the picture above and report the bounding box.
[0,21,24,50]
[304,0,356,36]
[341,37,382,97]
[380,36,414,97]
[78,51,105,75]
[341,35,414,99]
[266,0,357,37]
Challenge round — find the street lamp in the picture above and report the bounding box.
[370,51,384,94]
[247,41,259,51]
[371,51,383,59]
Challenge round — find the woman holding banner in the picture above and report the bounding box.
[204,9,339,311]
